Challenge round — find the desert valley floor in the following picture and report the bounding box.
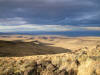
[0,35,100,51]
[0,35,100,75]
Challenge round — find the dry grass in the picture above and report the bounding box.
[0,35,100,75]
[0,48,100,75]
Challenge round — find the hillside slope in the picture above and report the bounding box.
[0,36,100,75]
[0,40,70,57]
[0,46,100,75]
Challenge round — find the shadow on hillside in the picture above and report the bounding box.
[0,40,71,57]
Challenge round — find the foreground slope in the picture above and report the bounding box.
[0,46,100,75]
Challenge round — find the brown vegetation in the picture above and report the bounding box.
[0,35,100,75]
[0,44,100,75]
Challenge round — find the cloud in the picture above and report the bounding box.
[0,25,72,32]
[0,0,100,26]
[83,27,100,31]
[0,24,100,32]
[0,17,27,25]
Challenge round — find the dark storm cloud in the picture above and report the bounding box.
[0,0,100,26]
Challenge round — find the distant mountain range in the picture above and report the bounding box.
[0,32,15,35]
[0,31,100,37]
[0,32,7,35]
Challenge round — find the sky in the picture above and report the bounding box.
[0,0,100,32]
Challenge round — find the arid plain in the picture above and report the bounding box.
[0,35,100,50]
[0,35,100,75]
